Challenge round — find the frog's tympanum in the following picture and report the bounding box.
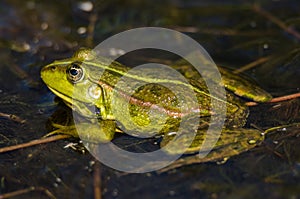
[41,48,272,159]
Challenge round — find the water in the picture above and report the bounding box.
[0,0,299,198]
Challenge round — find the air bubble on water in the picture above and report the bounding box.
[77,1,93,12]
[56,177,62,183]
[77,27,87,34]
[250,21,257,28]
[41,22,48,30]
[169,190,176,196]
[89,161,95,167]
[112,188,119,197]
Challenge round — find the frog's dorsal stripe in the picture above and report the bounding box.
[89,76,207,118]
[83,60,229,105]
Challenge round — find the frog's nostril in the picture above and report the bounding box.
[50,66,56,71]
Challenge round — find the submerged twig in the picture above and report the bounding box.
[246,92,300,106]
[0,112,26,123]
[0,186,56,199]
[86,10,98,48]
[0,134,71,153]
[233,55,272,74]
[171,26,274,36]
[264,123,300,135]
[252,4,300,40]
[93,162,102,199]
[10,62,38,88]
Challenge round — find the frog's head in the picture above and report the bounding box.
[41,48,104,116]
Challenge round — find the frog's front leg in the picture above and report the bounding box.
[76,120,116,143]
[48,120,116,143]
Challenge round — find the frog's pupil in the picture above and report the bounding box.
[70,68,78,76]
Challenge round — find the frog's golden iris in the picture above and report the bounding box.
[66,62,84,83]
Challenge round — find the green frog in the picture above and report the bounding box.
[41,48,272,159]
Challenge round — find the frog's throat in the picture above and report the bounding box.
[47,86,100,118]
[47,86,83,111]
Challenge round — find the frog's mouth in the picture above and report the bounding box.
[47,86,86,112]
[47,86,99,118]
[48,86,74,106]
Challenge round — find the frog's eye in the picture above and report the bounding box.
[67,62,84,83]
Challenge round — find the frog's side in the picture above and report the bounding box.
[41,48,272,156]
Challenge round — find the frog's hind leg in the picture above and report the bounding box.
[160,128,265,162]
[219,68,272,103]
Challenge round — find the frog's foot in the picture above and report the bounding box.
[45,120,116,143]
[44,122,78,138]
[160,128,265,162]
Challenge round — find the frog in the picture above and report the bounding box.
[41,48,272,159]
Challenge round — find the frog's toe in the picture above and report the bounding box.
[44,122,78,138]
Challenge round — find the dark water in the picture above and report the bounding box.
[0,0,299,198]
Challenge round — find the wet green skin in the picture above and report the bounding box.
[41,48,272,156]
